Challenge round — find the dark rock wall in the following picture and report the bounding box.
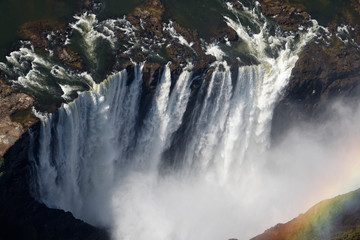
[265,0,360,143]
[0,123,109,240]
[261,0,360,238]
[271,40,360,143]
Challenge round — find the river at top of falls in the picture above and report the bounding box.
[3,1,344,240]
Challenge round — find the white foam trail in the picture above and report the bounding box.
[59,84,80,101]
[70,13,115,65]
[335,24,360,48]
[0,47,94,101]
[205,43,226,60]
[163,21,194,48]
[223,6,318,150]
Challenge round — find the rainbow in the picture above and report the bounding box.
[252,139,360,240]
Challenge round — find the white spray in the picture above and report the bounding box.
[29,3,338,240]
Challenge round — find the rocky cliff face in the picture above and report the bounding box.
[271,38,360,142]
[251,189,360,240]
[1,0,360,239]
[0,77,37,156]
[260,0,360,143]
[258,0,360,239]
[0,123,109,240]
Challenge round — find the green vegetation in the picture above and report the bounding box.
[10,108,38,127]
[330,226,360,240]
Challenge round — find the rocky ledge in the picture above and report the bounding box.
[115,0,237,84]
[271,36,360,141]
[0,0,225,156]
[260,0,360,238]
[0,77,37,156]
[260,0,310,31]
[262,0,360,142]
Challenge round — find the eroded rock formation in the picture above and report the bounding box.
[0,77,37,156]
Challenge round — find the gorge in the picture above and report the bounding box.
[0,0,360,240]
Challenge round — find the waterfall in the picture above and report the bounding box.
[30,63,307,239]
[26,3,322,240]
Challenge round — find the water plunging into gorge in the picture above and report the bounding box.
[2,1,336,239]
[28,9,319,239]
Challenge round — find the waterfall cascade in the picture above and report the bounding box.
[23,2,323,240]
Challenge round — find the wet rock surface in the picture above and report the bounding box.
[232,1,244,11]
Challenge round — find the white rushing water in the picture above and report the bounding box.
[27,3,332,240]
[0,46,95,102]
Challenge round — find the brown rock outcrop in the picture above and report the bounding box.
[233,1,244,11]
[54,46,83,69]
[0,78,37,156]
[119,0,218,86]
[19,19,84,70]
[259,0,309,31]
[143,62,162,86]
[271,27,360,142]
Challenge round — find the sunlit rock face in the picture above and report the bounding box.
[0,78,36,156]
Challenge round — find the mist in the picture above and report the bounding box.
[105,100,360,240]
[26,7,360,239]
[31,66,360,240]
